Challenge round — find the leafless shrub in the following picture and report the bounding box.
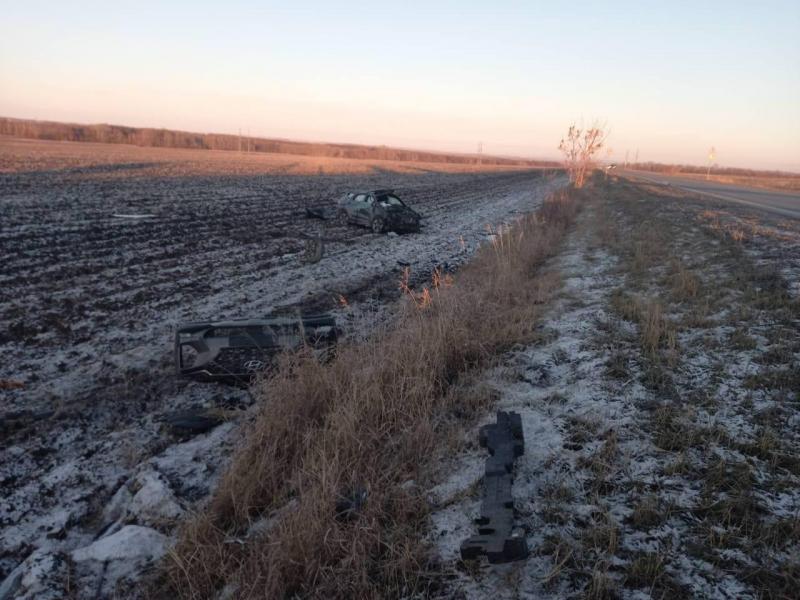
[558,121,608,188]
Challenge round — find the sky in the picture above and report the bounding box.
[1,1,799,170]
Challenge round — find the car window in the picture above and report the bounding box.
[377,194,404,207]
[354,193,366,203]
[365,195,375,205]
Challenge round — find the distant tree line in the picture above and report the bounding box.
[630,161,799,179]
[0,117,559,168]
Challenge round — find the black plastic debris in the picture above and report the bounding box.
[335,486,369,521]
[163,409,224,434]
[175,314,337,384]
[460,411,529,564]
[303,236,324,264]
[1,409,56,435]
[304,206,335,220]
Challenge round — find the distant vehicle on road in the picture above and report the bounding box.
[337,189,421,233]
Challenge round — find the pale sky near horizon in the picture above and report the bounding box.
[1,1,798,170]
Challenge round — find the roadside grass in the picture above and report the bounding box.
[161,189,582,598]
[682,172,800,194]
[553,178,799,598]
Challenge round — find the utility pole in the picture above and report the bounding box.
[477,141,483,166]
[238,129,242,153]
[634,148,639,166]
[625,150,629,168]
[706,146,716,180]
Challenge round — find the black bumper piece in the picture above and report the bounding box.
[460,410,529,564]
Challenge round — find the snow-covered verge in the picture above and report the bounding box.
[691,202,800,299]
[427,180,799,598]
[623,178,800,300]
[0,158,563,599]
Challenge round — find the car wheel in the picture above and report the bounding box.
[336,210,349,225]
[371,217,385,234]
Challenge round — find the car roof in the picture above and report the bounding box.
[349,189,397,196]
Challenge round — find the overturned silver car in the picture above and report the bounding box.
[336,189,421,233]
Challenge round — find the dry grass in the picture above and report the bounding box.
[582,511,619,555]
[695,459,763,537]
[624,553,666,590]
[161,189,582,599]
[610,292,677,359]
[729,327,758,351]
[584,566,618,600]
[0,136,547,177]
[652,405,695,452]
[681,172,800,193]
[1,118,559,170]
[668,259,700,301]
[628,495,662,530]
[604,351,629,380]
[580,430,619,496]
[586,180,799,599]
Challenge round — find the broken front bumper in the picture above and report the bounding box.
[175,314,337,383]
[386,217,420,232]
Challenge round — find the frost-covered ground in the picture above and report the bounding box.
[0,141,563,599]
[427,181,799,599]
[4,148,795,599]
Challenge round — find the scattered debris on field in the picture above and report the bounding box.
[0,152,563,598]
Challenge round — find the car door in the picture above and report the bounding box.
[362,194,377,225]
[353,193,370,225]
[341,192,356,216]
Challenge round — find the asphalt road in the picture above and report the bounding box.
[617,169,800,219]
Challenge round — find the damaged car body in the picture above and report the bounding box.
[337,189,421,233]
[175,314,337,383]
